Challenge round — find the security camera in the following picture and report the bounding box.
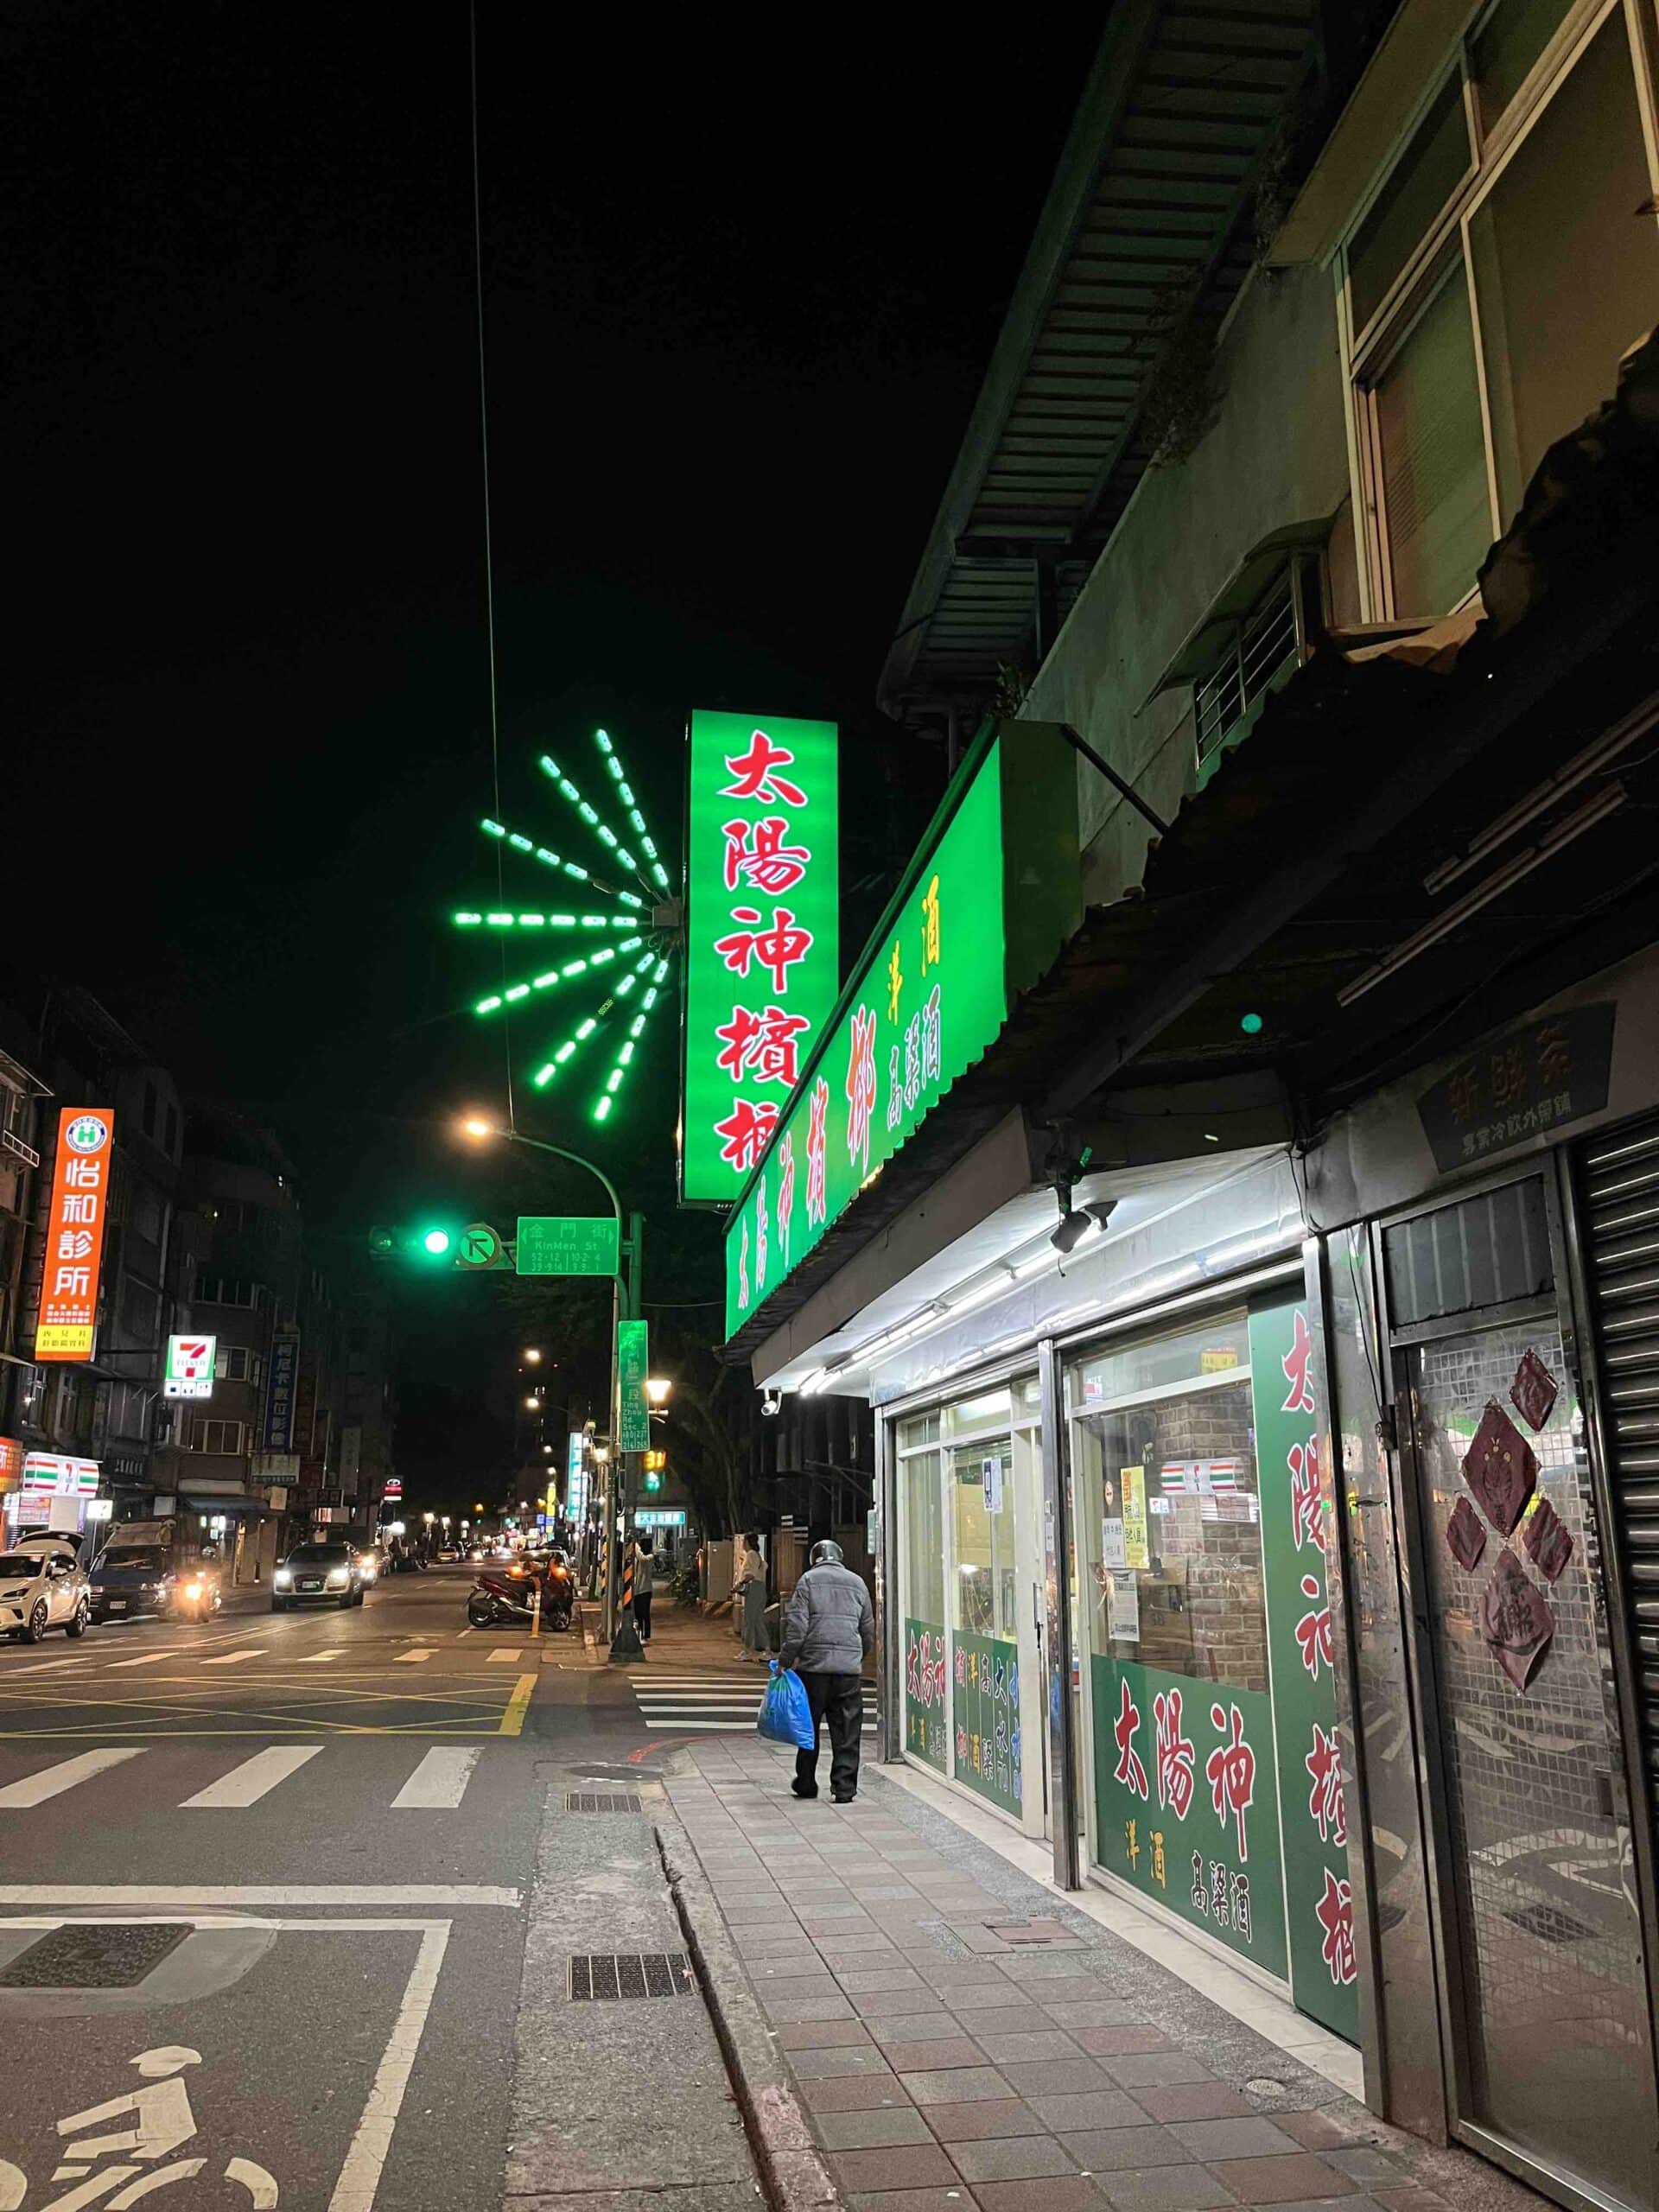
[760,1388,783,1418]
[1051,1197,1117,1256]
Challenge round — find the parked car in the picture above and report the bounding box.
[270,1541,365,1610]
[0,1547,92,1641]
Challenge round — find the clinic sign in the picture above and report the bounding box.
[682,710,839,1205]
[34,1109,115,1363]
[724,726,1080,1335]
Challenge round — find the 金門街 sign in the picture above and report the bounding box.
[682,710,839,1205]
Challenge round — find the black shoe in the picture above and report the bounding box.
[791,1781,818,1799]
[832,1793,856,1805]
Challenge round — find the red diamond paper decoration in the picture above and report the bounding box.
[1510,1349,1559,1433]
[1522,1496,1573,1583]
[1446,1496,1486,1572]
[1463,1400,1537,1535]
[1478,1547,1554,1692]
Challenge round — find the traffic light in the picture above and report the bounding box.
[642,1449,665,1494]
[366,1222,467,1264]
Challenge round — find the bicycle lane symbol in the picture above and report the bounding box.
[0,2046,279,2209]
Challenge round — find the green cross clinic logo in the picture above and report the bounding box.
[65,1115,109,1154]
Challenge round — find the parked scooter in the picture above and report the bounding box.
[467,1554,573,1631]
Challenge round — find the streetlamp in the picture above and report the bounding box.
[524,1395,542,1411]
[646,1376,672,1408]
[459,1112,644,1658]
[524,1348,543,1364]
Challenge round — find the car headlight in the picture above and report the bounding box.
[326,1569,349,1587]
[184,1582,204,1600]
[274,1570,293,1588]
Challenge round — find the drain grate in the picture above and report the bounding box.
[565,1792,644,1814]
[0,1923,193,1989]
[569,1952,693,2000]
[981,1918,1081,1948]
[1503,1902,1597,1945]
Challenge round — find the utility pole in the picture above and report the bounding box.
[607,1211,645,1663]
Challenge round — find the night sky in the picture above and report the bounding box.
[10,9,1096,1470]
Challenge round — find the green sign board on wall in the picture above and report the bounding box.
[951,1630,1022,1819]
[903,1618,948,1773]
[682,709,839,1205]
[617,1318,650,1453]
[723,725,1080,1336]
[1250,1294,1358,2039]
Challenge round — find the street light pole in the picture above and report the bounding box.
[460,1118,642,1653]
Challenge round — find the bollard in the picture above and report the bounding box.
[531,1581,542,1640]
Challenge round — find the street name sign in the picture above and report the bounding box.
[617,1318,650,1452]
[515,1215,620,1277]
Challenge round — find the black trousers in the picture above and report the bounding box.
[795,1671,863,1799]
[633,1592,652,1642]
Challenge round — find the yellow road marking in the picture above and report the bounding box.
[499,1675,537,1737]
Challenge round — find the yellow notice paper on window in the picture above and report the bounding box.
[1120,1465,1149,1571]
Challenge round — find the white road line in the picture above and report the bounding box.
[327,1922,448,2212]
[104,1652,178,1670]
[454,1628,474,1638]
[0,1884,518,1906]
[391,1747,484,1808]
[200,1649,267,1667]
[394,1649,435,1664]
[0,1749,144,1807]
[2,1658,84,1675]
[181,1746,323,1808]
[296,1649,345,1665]
[486,1648,522,1663]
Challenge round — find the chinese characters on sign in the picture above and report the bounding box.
[904,1618,949,1773]
[1415,1003,1614,1173]
[951,1630,1021,1818]
[617,1319,651,1453]
[515,1215,620,1278]
[34,1109,115,1363]
[683,711,838,1204]
[262,1332,300,1452]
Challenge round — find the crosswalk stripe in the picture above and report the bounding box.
[181,1746,322,1808]
[3,1659,83,1675]
[105,1652,177,1670]
[392,1747,484,1808]
[394,1649,435,1664]
[296,1650,344,1665]
[486,1649,522,1662]
[200,1649,266,1667]
[0,1749,144,1807]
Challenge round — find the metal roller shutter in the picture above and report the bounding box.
[1580,1116,1659,1797]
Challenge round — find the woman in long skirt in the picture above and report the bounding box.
[735,1532,767,1657]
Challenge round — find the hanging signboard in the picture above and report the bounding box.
[163,1335,218,1400]
[516,1215,620,1277]
[263,1331,300,1451]
[34,1108,116,1363]
[682,709,839,1205]
[617,1319,651,1452]
[722,725,1079,1336]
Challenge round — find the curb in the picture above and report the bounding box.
[648,1787,839,2212]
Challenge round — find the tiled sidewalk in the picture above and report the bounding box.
[664,1740,1542,2212]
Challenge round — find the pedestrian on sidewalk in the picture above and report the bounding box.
[630,1531,655,1644]
[779,1539,874,1805]
[734,1531,767,1660]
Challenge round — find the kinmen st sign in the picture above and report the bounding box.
[681,709,839,1205]
[516,1215,620,1277]
[163,1335,218,1400]
[35,1109,116,1363]
[724,725,1080,1336]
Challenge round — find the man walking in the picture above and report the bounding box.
[778,1540,874,1805]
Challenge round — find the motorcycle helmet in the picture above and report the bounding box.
[809,1539,843,1567]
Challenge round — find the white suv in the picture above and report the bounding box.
[0,1548,92,1642]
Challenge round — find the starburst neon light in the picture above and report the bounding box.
[454,729,677,1124]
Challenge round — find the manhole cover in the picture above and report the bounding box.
[982,1919,1080,1948]
[569,1952,694,2000]
[565,1792,643,1814]
[0,1923,193,1989]
[1503,1902,1596,1945]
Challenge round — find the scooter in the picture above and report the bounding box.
[467,1560,573,1631]
[159,1568,222,1623]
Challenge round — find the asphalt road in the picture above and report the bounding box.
[0,1563,671,2212]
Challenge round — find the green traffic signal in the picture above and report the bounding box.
[421,1227,453,1256]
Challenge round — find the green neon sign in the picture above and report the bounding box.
[681,710,839,1205]
[722,724,1079,1337]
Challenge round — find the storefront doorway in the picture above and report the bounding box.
[1384,1173,1656,2211]
[898,1379,1046,1835]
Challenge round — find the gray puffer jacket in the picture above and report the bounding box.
[779,1561,874,1675]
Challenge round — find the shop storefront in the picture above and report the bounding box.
[5,1451,104,1541]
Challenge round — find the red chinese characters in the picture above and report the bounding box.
[720,728,807,807]
[845,1005,878,1176]
[804,1078,830,1227]
[1153,1685,1195,1820]
[1305,1723,1346,1847]
[715,1005,810,1086]
[1281,1309,1316,1414]
[1294,1574,1335,1681]
[1288,1438,1324,1554]
[722,816,810,895]
[1315,1867,1357,1985]
[776,1132,797,1266]
[714,1098,779,1173]
[714,906,814,995]
[1113,1676,1148,1800]
[1205,1702,1255,1860]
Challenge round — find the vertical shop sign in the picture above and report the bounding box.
[263,1332,300,1451]
[34,1108,116,1363]
[951,1630,1021,1818]
[682,710,839,1205]
[1250,1297,1358,2038]
[904,1618,949,1772]
[1120,1465,1150,1569]
[617,1319,651,1452]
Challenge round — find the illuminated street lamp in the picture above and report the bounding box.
[645,1376,672,1407]
[524,1395,542,1410]
[524,1348,543,1363]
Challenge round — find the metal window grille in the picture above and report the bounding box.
[1193,559,1313,768]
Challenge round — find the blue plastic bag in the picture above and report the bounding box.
[758,1661,816,1751]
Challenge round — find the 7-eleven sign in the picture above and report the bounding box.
[164,1334,218,1400]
